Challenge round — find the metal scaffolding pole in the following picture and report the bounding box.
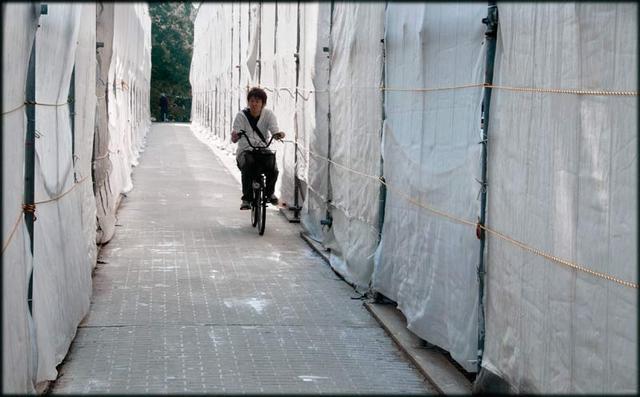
[25,37,36,314]
[476,1,498,372]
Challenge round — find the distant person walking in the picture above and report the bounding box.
[160,93,169,121]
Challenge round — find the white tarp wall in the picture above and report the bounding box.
[191,4,235,156]
[322,3,384,289]
[94,3,151,244]
[189,3,638,391]
[293,3,320,211]
[482,3,638,393]
[94,2,117,243]
[190,3,297,205]
[372,3,487,373]
[2,3,151,392]
[32,3,94,386]
[299,2,331,248]
[98,3,151,244]
[2,4,39,393]
[272,2,298,206]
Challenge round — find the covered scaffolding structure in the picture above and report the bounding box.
[190,2,637,393]
[2,3,151,393]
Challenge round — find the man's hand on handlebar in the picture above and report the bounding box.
[231,130,240,143]
[273,131,285,141]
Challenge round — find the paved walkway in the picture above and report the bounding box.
[51,123,434,394]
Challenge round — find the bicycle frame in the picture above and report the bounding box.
[237,130,276,235]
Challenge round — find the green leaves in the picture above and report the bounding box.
[149,2,194,122]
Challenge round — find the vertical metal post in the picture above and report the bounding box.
[321,0,335,229]
[238,4,242,110]
[69,66,76,181]
[25,37,36,314]
[289,0,302,220]
[230,4,234,136]
[274,1,278,53]
[377,2,388,241]
[257,1,262,84]
[477,1,498,372]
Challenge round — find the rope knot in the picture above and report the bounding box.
[22,204,37,221]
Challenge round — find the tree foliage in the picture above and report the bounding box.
[149,2,195,122]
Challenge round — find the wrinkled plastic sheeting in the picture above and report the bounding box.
[94,3,151,243]
[2,4,38,393]
[74,4,99,268]
[321,3,384,289]
[272,2,298,207]
[294,3,319,195]
[191,3,237,157]
[483,3,638,393]
[372,3,486,373]
[190,3,303,205]
[31,3,96,385]
[94,2,116,243]
[300,2,331,246]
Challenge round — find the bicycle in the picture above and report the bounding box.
[237,130,277,235]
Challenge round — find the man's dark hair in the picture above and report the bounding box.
[247,87,267,105]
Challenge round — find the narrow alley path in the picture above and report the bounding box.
[50,123,434,394]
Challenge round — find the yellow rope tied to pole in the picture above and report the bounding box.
[2,103,27,115]
[382,83,638,97]
[292,142,637,289]
[1,176,91,254]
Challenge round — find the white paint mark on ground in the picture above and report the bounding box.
[208,329,224,346]
[298,375,330,382]
[223,298,270,314]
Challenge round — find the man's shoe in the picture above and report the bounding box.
[269,195,279,205]
[240,200,251,210]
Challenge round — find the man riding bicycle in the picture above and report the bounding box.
[231,87,285,210]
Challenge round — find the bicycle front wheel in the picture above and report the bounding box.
[258,188,267,236]
[251,189,259,227]
[258,188,267,235]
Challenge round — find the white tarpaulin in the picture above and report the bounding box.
[32,3,93,384]
[191,4,237,159]
[105,3,151,215]
[482,3,638,393]
[94,3,151,243]
[191,3,299,205]
[299,2,331,246]
[2,3,39,393]
[2,3,151,392]
[322,3,384,289]
[272,2,298,207]
[293,3,319,200]
[372,3,487,373]
[188,3,638,391]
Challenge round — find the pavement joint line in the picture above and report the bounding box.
[78,323,380,329]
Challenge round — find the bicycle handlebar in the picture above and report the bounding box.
[237,129,277,150]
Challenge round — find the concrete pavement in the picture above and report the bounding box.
[50,123,435,394]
